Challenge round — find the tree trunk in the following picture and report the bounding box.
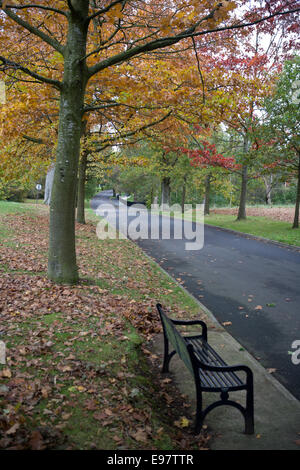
[48,4,89,284]
[44,163,55,205]
[181,175,187,213]
[237,136,250,221]
[237,164,248,220]
[77,151,88,224]
[263,175,273,205]
[292,153,300,229]
[204,173,211,215]
[161,176,171,209]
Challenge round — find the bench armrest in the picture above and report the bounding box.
[156,303,208,341]
[171,319,208,341]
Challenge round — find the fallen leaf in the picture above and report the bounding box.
[161,378,172,384]
[6,423,20,435]
[1,368,12,378]
[29,430,46,450]
[131,428,148,442]
[174,416,190,428]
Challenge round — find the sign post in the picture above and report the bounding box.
[36,183,42,204]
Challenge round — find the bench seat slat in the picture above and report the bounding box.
[185,337,245,390]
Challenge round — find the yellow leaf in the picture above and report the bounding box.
[174,416,190,428]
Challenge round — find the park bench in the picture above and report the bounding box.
[156,303,254,434]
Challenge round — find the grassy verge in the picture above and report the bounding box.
[155,206,300,247]
[0,201,210,450]
[204,213,300,247]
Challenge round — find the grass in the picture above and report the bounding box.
[204,213,300,247]
[0,200,210,451]
[156,205,300,247]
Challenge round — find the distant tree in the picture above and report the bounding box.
[261,56,300,228]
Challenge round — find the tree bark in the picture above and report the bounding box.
[44,163,55,205]
[161,176,171,209]
[181,175,187,213]
[292,153,300,229]
[263,175,273,205]
[77,151,88,224]
[48,3,89,283]
[237,135,250,221]
[237,164,248,220]
[204,173,211,215]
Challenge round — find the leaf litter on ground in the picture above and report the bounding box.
[0,206,211,450]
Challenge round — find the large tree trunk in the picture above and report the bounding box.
[292,153,300,229]
[237,136,250,221]
[204,173,211,215]
[77,151,88,224]
[48,4,89,283]
[237,164,248,220]
[161,176,171,209]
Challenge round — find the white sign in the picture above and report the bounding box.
[0,341,5,365]
[36,184,42,191]
[0,81,5,105]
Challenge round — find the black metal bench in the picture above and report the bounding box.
[157,303,254,434]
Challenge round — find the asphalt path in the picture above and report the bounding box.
[91,191,300,400]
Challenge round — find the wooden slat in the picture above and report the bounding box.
[186,337,244,389]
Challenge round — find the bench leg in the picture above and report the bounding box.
[194,382,204,434]
[244,385,254,435]
[162,336,176,373]
[194,387,254,435]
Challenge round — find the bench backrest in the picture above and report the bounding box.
[158,305,194,374]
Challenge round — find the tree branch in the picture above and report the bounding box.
[87,6,300,78]
[87,0,126,23]
[1,2,65,54]
[2,3,68,17]
[94,110,172,151]
[0,56,62,89]
[22,134,46,145]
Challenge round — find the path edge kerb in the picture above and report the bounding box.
[205,223,300,253]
